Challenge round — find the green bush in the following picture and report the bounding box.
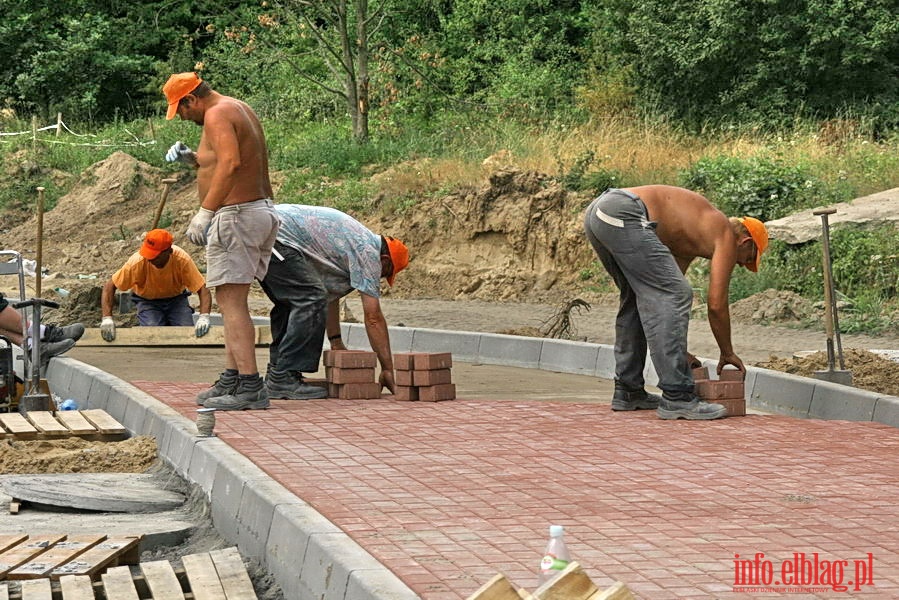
[678,155,832,221]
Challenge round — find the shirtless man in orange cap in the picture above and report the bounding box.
[162,72,280,410]
[584,185,768,420]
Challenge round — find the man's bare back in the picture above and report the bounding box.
[625,185,737,273]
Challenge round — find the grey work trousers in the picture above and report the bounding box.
[584,189,694,396]
[258,241,328,373]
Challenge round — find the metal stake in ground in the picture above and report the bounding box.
[812,208,852,386]
[152,178,178,230]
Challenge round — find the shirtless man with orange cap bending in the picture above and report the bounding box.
[584,185,769,420]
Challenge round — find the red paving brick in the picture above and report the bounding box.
[136,381,899,599]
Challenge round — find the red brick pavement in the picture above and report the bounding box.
[137,381,899,599]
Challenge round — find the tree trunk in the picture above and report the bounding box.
[354,0,370,143]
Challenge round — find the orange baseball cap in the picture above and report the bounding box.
[739,217,769,272]
[162,72,202,120]
[140,229,174,260]
[384,236,409,286]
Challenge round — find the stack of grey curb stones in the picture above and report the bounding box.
[45,319,899,600]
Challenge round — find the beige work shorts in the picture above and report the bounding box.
[205,199,280,288]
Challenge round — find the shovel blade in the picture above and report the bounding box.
[813,369,853,387]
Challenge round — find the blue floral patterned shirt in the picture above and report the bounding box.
[274,204,382,299]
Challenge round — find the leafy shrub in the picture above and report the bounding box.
[678,155,831,221]
[557,150,623,196]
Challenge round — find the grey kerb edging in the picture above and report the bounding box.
[44,323,899,599]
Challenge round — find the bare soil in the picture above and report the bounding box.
[0,436,156,473]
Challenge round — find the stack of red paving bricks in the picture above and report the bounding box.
[323,350,383,399]
[693,365,745,416]
[393,352,456,401]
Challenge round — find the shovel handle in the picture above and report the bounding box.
[152,178,178,230]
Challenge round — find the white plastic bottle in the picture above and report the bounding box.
[539,524,571,584]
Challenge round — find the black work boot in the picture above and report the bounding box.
[196,370,238,406]
[43,323,86,343]
[657,393,727,420]
[611,384,661,411]
[204,374,269,410]
[265,368,327,400]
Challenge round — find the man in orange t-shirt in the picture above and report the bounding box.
[99,229,212,341]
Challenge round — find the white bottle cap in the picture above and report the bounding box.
[549,525,564,537]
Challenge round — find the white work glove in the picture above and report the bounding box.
[186,208,215,246]
[100,317,116,342]
[195,314,211,338]
[165,141,197,165]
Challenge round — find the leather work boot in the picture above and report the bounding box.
[611,387,661,411]
[43,323,86,343]
[196,371,238,406]
[204,375,270,410]
[39,338,76,363]
[265,368,328,400]
[657,395,727,420]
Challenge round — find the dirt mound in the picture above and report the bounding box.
[3,152,204,281]
[730,289,814,324]
[0,435,158,474]
[757,348,899,396]
[370,167,596,302]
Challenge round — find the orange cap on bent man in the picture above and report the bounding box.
[162,72,202,120]
[140,229,174,260]
[384,236,409,286]
[739,217,769,272]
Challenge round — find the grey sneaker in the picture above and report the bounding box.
[39,338,76,362]
[44,323,85,343]
[204,377,270,410]
[657,396,727,420]
[265,369,327,400]
[196,372,238,406]
[611,388,661,411]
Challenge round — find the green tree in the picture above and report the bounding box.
[589,0,899,127]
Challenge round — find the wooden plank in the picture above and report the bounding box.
[23,412,69,436]
[49,536,140,580]
[7,535,106,580]
[76,326,271,347]
[181,552,226,600]
[465,573,524,600]
[18,578,51,600]
[0,414,38,436]
[209,547,256,600]
[588,582,635,600]
[53,412,97,436]
[533,562,597,600]
[0,536,28,555]
[0,535,67,578]
[78,410,126,435]
[139,560,185,600]
[58,575,96,600]
[101,565,140,600]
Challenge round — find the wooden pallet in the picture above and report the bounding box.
[0,410,127,441]
[467,561,634,600]
[0,544,255,599]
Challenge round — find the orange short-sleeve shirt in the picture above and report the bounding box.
[112,245,205,299]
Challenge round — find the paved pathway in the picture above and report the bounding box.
[137,381,899,599]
